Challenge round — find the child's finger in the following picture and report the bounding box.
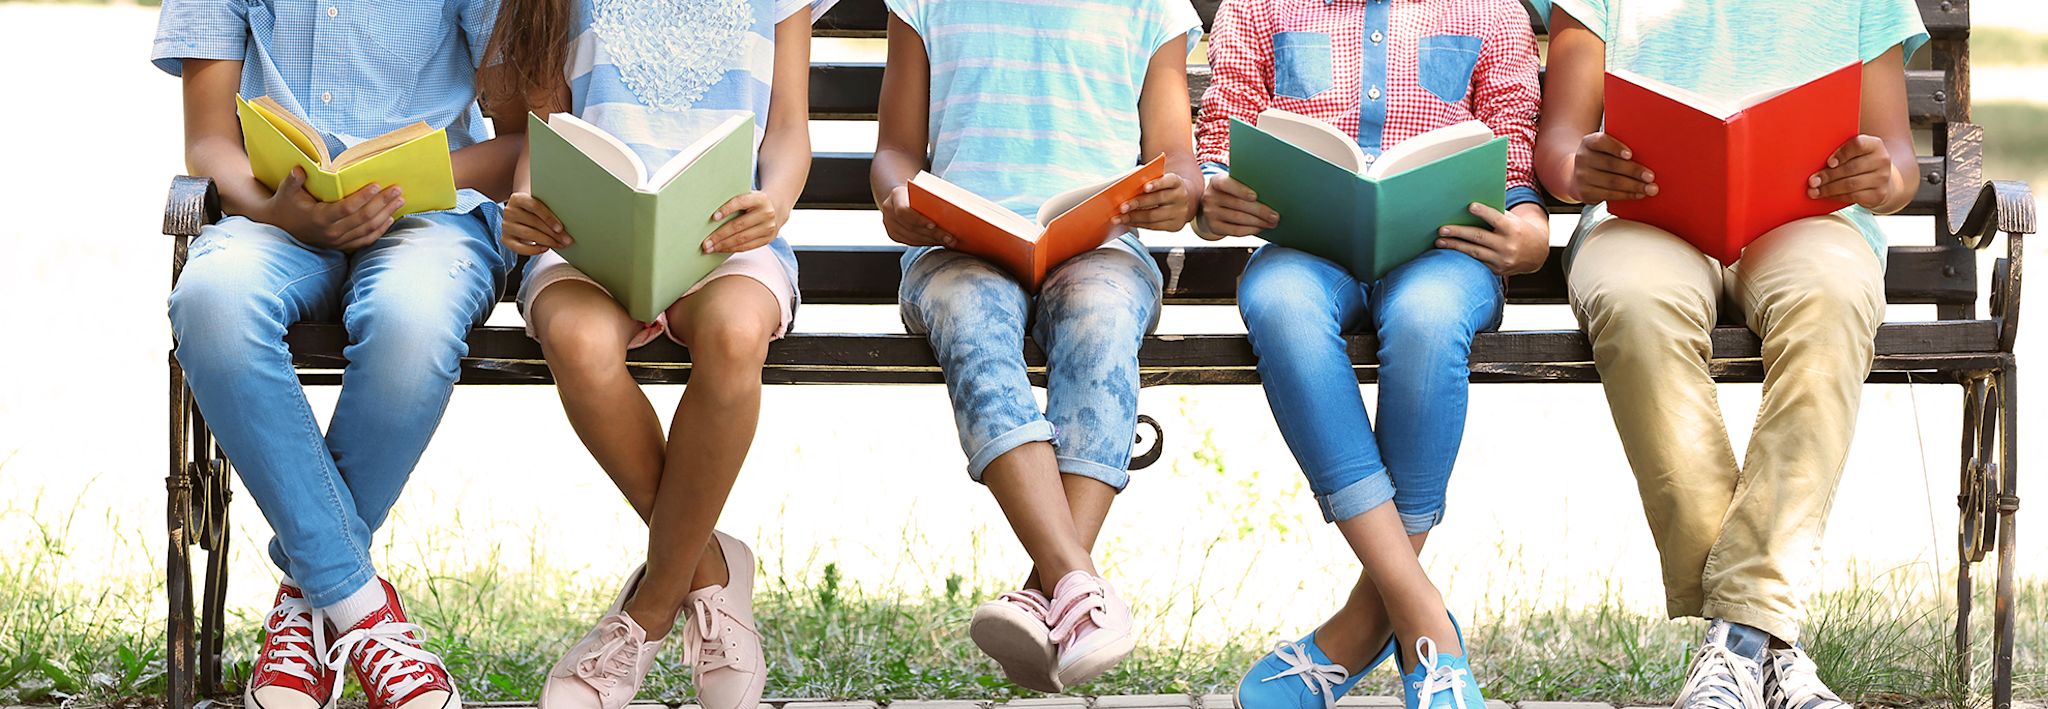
[1828,135,1882,167]
[1584,132,1635,160]
[336,183,385,213]
[1208,175,1257,200]
[1465,202,1512,230]
[1435,231,1503,265]
[1208,195,1278,225]
[1812,172,1889,200]
[1121,190,1177,214]
[1580,152,1654,184]
[712,192,767,221]
[1808,152,1888,190]
[1438,224,1503,246]
[1144,173,1184,193]
[704,211,775,252]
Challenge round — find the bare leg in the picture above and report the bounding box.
[985,442,1097,584]
[1334,504,1458,666]
[1023,473,1118,592]
[1314,532,1430,671]
[620,277,780,640]
[530,281,667,519]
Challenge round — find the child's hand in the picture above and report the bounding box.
[880,185,957,247]
[1117,173,1192,231]
[1435,202,1551,276]
[1571,132,1657,203]
[1809,135,1897,209]
[263,167,404,252]
[704,191,783,253]
[502,192,572,256]
[1197,173,1279,238]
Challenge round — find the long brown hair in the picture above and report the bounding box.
[480,0,573,115]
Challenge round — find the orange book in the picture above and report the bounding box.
[908,155,1167,291]
[1604,63,1860,264]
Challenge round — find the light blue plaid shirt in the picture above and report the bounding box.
[151,0,503,220]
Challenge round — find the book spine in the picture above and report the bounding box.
[635,191,660,323]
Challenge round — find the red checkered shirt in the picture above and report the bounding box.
[1196,0,1542,206]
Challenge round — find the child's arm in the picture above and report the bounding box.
[491,72,573,257]
[181,58,404,250]
[870,12,955,247]
[1532,9,1655,204]
[1807,46,1916,214]
[1120,34,1203,233]
[1194,0,1280,239]
[1433,2,1549,276]
[704,12,816,254]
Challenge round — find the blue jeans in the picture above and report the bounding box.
[900,236,1163,490]
[1238,246,1502,530]
[168,213,511,607]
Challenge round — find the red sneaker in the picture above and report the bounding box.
[324,578,461,709]
[246,581,341,709]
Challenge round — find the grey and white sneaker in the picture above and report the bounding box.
[1674,620,1767,709]
[1764,647,1853,709]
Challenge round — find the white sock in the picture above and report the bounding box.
[323,579,387,631]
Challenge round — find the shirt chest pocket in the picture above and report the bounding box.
[359,2,450,67]
[1271,31,1333,100]
[1416,34,1484,104]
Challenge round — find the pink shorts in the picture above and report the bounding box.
[517,248,797,349]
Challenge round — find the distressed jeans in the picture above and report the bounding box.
[900,235,1163,490]
[168,212,510,606]
[1238,245,1503,530]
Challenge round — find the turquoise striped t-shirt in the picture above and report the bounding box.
[884,0,1203,220]
[1539,0,1929,265]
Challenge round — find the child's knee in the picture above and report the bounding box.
[537,319,629,378]
[680,315,774,368]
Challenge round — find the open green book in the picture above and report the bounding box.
[1228,110,1507,281]
[527,112,754,322]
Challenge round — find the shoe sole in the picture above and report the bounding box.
[971,606,1061,693]
[246,683,341,709]
[1054,626,1136,689]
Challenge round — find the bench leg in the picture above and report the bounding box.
[195,424,233,697]
[166,361,198,709]
[1992,364,2018,709]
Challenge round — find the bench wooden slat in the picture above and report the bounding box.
[810,63,1958,125]
[794,151,1954,215]
[812,0,1972,39]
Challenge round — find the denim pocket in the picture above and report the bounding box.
[1272,31,1333,99]
[1416,34,1484,104]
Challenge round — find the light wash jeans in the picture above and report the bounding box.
[1238,245,1502,531]
[168,212,511,607]
[899,235,1163,490]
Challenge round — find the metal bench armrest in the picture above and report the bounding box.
[1943,123,2032,354]
[164,175,221,238]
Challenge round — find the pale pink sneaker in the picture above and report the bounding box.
[539,566,663,709]
[686,532,766,709]
[1046,571,1136,688]
[971,588,1061,692]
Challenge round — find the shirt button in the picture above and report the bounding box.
[1368,86,1382,100]
[1371,31,1384,43]
[321,91,332,104]
[327,5,337,17]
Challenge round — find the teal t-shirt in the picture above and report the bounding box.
[1540,0,1929,265]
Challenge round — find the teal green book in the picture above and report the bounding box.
[527,111,755,322]
[1228,111,1508,281]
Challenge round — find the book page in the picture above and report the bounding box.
[545,112,651,188]
[1365,120,1497,180]
[648,113,755,192]
[913,171,1041,237]
[249,95,331,166]
[1606,67,1743,120]
[332,122,435,170]
[1034,161,1149,226]
[1255,109,1368,173]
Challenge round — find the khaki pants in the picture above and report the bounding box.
[1567,215,1884,643]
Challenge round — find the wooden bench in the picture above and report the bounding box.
[159,1,2032,707]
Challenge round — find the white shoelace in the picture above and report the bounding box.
[325,620,445,704]
[570,616,643,690]
[1768,649,1850,709]
[1678,643,1765,709]
[1409,638,1470,709]
[1259,641,1349,709]
[261,595,328,682]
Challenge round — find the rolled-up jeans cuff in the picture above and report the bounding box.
[966,420,1058,483]
[1056,456,1132,492]
[1320,468,1396,523]
[1399,507,1445,535]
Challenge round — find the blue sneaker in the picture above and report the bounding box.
[1397,636,1485,709]
[1236,631,1396,709]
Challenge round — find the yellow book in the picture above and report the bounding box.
[236,95,457,217]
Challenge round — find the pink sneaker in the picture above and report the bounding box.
[245,581,341,709]
[971,589,1061,692]
[323,578,460,709]
[540,566,662,709]
[686,532,766,709]
[1046,571,1136,689]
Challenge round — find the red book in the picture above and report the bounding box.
[1603,63,1860,264]
[908,155,1166,292]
